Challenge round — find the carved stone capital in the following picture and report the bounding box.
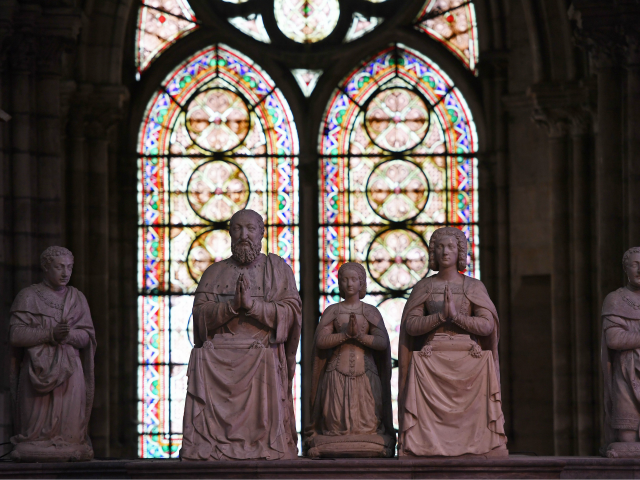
[8,32,36,73]
[36,35,63,74]
[528,82,594,137]
[69,84,130,138]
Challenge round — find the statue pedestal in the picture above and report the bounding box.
[306,434,394,458]
[606,442,640,458]
[1,456,640,478]
[10,441,93,463]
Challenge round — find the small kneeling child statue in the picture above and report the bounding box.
[304,262,395,458]
[398,227,507,457]
[9,247,96,462]
[602,247,640,458]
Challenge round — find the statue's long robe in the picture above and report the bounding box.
[181,253,302,461]
[9,284,96,456]
[305,302,395,453]
[398,275,506,456]
[601,287,640,450]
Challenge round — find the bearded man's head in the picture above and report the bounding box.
[229,209,264,265]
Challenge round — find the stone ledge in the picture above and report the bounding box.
[1,456,640,479]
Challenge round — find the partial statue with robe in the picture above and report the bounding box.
[180,209,302,461]
[9,246,96,462]
[304,262,395,458]
[398,227,507,457]
[602,246,640,458]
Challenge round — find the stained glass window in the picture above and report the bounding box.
[135,0,198,75]
[319,44,479,428]
[415,0,478,73]
[138,44,300,457]
[344,13,384,43]
[228,14,271,44]
[274,0,340,43]
[291,69,322,97]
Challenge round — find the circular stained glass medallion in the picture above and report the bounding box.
[185,88,250,152]
[364,88,430,153]
[274,0,340,44]
[187,160,250,222]
[366,159,429,222]
[186,228,232,282]
[366,228,429,291]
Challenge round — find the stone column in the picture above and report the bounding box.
[35,36,64,252]
[82,87,127,457]
[9,33,35,289]
[626,35,640,247]
[531,83,595,454]
[569,114,596,455]
[593,52,625,316]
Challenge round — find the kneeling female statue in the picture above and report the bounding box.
[398,227,507,457]
[304,262,395,458]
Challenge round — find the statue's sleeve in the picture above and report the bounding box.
[64,328,90,349]
[404,302,445,336]
[604,315,640,350]
[193,291,237,342]
[452,304,495,337]
[246,298,277,329]
[260,256,302,345]
[357,323,387,351]
[316,310,348,349]
[9,312,54,347]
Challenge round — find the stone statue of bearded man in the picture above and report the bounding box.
[180,209,302,461]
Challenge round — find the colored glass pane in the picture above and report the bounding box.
[344,13,383,42]
[228,14,271,43]
[318,44,479,428]
[135,0,198,74]
[415,0,479,72]
[274,0,340,43]
[138,44,300,457]
[291,69,322,97]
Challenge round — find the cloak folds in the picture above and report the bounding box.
[306,303,395,441]
[9,285,96,459]
[397,275,501,435]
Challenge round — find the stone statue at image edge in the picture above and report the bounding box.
[9,247,96,462]
[304,262,395,458]
[602,247,640,458]
[397,227,508,458]
[180,209,301,461]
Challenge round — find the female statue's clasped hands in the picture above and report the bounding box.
[304,262,395,458]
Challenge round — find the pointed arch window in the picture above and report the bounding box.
[137,44,300,457]
[319,44,479,427]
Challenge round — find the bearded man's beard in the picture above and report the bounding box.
[231,239,262,264]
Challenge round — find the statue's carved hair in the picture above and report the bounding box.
[338,262,367,299]
[428,227,468,272]
[623,247,640,267]
[229,209,265,235]
[41,246,74,271]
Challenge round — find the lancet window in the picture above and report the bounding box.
[137,44,300,457]
[318,43,479,427]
